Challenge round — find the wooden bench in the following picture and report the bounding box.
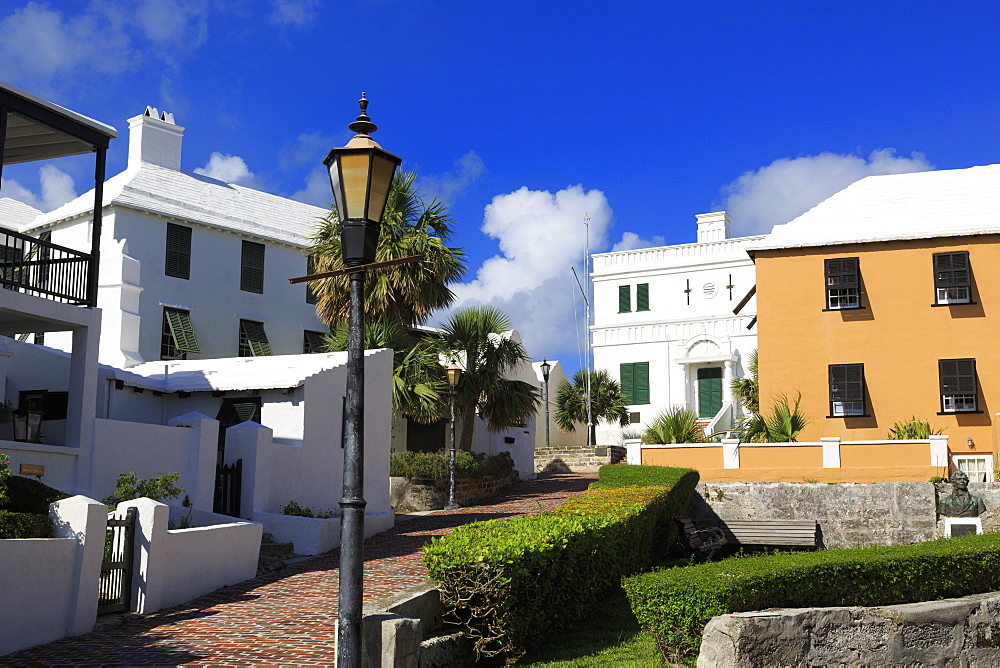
[674,516,727,561]
[718,519,819,549]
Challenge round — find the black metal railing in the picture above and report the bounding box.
[0,227,92,305]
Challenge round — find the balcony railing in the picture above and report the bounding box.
[0,227,92,305]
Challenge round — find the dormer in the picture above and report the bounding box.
[127,106,184,170]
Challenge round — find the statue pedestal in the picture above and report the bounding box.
[943,517,982,537]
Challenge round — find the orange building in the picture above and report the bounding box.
[746,164,1000,482]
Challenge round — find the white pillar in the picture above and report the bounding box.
[723,359,734,406]
[120,497,170,614]
[225,421,273,516]
[50,495,107,635]
[68,322,100,495]
[169,412,219,513]
[929,435,949,468]
[821,437,841,468]
[722,438,740,469]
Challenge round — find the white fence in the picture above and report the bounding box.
[0,496,261,657]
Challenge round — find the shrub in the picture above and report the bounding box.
[888,416,944,439]
[0,509,53,538]
[0,453,10,505]
[282,500,336,519]
[744,392,810,442]
[423,465,698,661]
[642,406,703,444]
[624,533,1000,663]
[0,475,70,514]
[390,450,515,480]
[103,472,184,507]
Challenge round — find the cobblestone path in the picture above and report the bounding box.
[2,473,597,667]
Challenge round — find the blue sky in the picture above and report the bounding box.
[2,1,999,372]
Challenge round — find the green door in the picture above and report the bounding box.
[697,367,723,418]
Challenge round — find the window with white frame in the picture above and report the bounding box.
[824,257,860,309]
[953,455,990,483]
[933,251,971,304]
[829,363,865,416]
[939,358,978,412]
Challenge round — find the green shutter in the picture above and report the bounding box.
[165,224,191,279]
[636,283,649,311]
[241,241,265,293]
[241,320,272,356]
[620,363,635,404]
[304,330,325,353]
[618,285,631,313]
[165,308,200,353]
[635,362,650,404]
[305,255,317,305]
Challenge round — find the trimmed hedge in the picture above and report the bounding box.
[591,463,697,489]
[422,465,699,661]
[390,450,515,480]
[0,476,70,514]
[624,532,1000,663]
[0,510,53,539]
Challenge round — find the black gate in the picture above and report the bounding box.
[214,458,242,517]
[97,506,137,616]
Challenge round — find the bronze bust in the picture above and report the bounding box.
[938,470,986,518]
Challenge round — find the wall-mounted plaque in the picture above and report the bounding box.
[19,464,44,476]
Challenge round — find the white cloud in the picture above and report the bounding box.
[718,149,934,235]
[0,165,78,212]
[134,0,208,47]
[417,151,486,203]
[290,165,334,208]
[194,153,259,187]
[612,231,666,252]
[270,0,321,26]
[444,185,613,361]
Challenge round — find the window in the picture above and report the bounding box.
[829,364,865,417]
[636,283,649,311]
[934,251,971,304]
[217,397,262,426]
[953,455,990,483]
[304,330,326,354]
[825,258,860,309]
[239,319,271,357]
[305,255,318,305]
[939,358,977,412]
[165,223,192,279]
[241,240,265,293]
[618,285,631,313]
[620,362,650,405]
[629,411,641,424]
[161,308,200,360]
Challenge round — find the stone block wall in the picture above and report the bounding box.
[688,480,1000,549]
[534,446,626,473]
[390,473,515,512]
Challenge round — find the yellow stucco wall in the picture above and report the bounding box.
[642,447,723,469]
[755,236,1000,456]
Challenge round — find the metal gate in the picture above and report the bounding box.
[97,506,137,616]
[214,458,242,517]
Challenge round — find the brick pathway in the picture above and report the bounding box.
[2,473,597,667]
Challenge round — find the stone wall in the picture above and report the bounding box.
[698,592,1000,667]
[390,474,515,512]
[534,446,626,473]
[688,480,1000,549]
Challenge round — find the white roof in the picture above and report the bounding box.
[113,351,362,393]
[0,197,42,231]
[26,162,328,248]
[748,164,1000,252]
[0,80,118,140]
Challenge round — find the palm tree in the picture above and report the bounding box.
[730,349,759,415]
[744,392,810,442]
[554,369,630,446]
[439,306,539,451]
[323,320,449,425]
[309,170,467,328]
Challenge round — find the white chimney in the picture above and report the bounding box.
[696,211,732,243]
[127,106,184,170]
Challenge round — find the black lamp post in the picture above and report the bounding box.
[540,359,551,449]
[445,359,463,511]
[324,94,401,668]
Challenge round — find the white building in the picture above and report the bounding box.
[21,107,329,367]
[591,212,762,444]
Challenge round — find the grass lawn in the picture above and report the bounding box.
[517,589,669,667]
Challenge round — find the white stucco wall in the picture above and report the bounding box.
[591,217,760,444]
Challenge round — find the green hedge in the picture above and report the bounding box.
[422,465,699,661]
[0,476,70,514]
[624,532,1000,663]
[390,450,515,480]
[0,510,53,538]
[591,463,697,489]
